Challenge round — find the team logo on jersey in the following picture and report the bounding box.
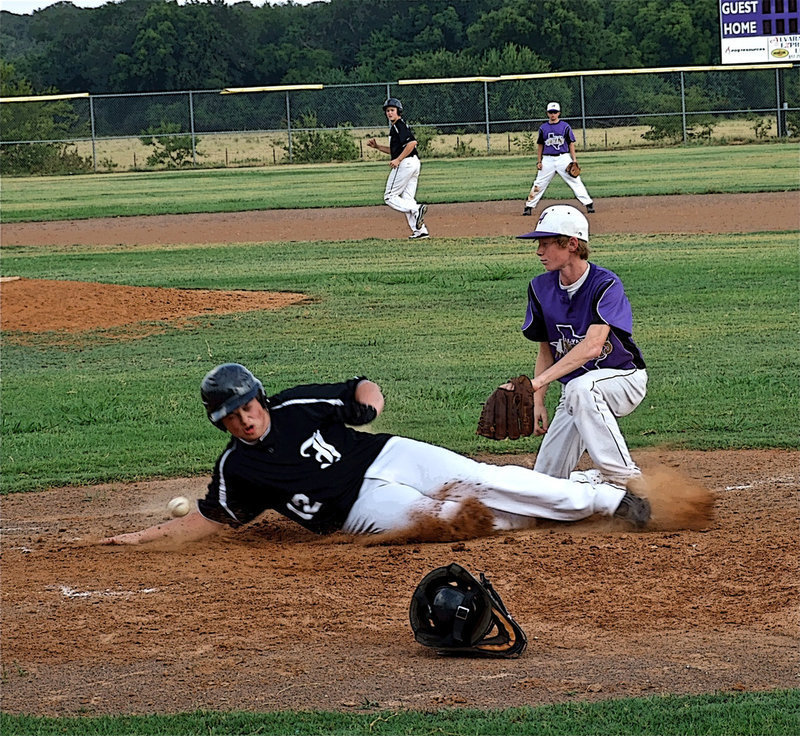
[552,324,612,362]
[544,133,566,149]
[300,430,342,469]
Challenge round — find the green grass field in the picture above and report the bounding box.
[2,145,798,734]
[1,143,798,222]
[2,690,798,736]
[2,232,797,494]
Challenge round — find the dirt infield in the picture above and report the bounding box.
[1,195,798,717]
[3,192,799,246]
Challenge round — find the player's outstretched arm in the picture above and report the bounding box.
[367,138,390,155]
[99,510,224,546]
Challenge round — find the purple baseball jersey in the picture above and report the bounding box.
[521,263,646,383]
[537,120,576,155]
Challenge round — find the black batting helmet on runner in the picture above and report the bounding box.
[383,97,403,113]
[200,363,267,430]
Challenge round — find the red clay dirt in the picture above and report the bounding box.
[1,196,798,717]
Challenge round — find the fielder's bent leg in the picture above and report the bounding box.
[553,369,648,484]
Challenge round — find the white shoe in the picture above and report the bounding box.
[408,232,430,240]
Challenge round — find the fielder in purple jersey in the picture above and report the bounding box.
[523,101,593,217]
[510,205,647,485]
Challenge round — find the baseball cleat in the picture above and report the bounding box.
[522,207,532,216]
[408,232,430,240]
[586,203,595,213]
[415,204,428,230]
[613,490,651,528]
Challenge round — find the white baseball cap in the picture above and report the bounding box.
[518,205,589,241]
[546,101,561,112]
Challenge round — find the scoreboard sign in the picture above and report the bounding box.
[719,0,800,63]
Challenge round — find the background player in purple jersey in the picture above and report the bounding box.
[522,101,594,217]
[100,362,651,545]
[367,97,429,240]
[512,205,648,486]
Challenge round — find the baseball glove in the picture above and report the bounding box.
[565,161,581,177]
[476,375,535,440]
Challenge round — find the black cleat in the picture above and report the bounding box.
[586,203,595,213]
[522,206,532,216]
[613,491,651,528]
[408,232,430,240]
[415,204,428,230]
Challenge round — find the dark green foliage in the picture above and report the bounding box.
[408,124,437,156]
[138,122,201,168]
[0,140,92,175]
[642,116,685,143]
[0,60,92,174]
[286,112,359,163]
[0,0,723,95]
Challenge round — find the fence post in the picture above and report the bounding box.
[189,91,197,166]
[680,71,687,143]
[775,67,782,137]
[89,94,97,173]
[286,91,293,163]
[484,80,491,153]
[579,75,587,149]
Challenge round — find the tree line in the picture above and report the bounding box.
[0,0,722,95]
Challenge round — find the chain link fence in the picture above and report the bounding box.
[1,65,797,174]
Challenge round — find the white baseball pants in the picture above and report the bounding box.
[383,157,427,236]
[534,368,648,484]
[341,436,626,534]
[526,153,592,209]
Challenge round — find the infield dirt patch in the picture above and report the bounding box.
[1,196,798,717]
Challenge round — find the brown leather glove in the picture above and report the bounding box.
[476,375,535,440]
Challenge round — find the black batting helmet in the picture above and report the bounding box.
[200,363,266,430]
[383,97,403,113]
[409,563,527,658]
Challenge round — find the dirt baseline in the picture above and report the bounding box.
[1,195,798,717]
[3,192,799,247]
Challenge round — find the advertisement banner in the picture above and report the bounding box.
[719,0,800,63]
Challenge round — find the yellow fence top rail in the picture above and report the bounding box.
[0,92,90,103]
[221,84,324,94]
[398,63,794,86]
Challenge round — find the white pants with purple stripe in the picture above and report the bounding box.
[534,368,648,484]
[526,153,592,209]
[341,436,626,534]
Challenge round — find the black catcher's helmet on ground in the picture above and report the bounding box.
[409,563,527,658]
[383,97,403,113]
[200,363,266,430]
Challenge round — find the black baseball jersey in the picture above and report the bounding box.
[389,118,419,160]
[198,378,392,534]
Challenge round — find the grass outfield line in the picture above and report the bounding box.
[1,142,797,222]
[1,232,797,493]
[2,690,798,735]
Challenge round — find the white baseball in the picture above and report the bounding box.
[167,496,192,518]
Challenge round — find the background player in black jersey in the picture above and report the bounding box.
[367,97,429,240]
[100,363,651,546]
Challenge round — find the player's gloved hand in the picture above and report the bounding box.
[338,402,378,426]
